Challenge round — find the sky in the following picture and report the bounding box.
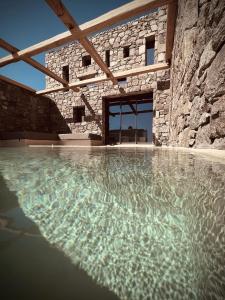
[0,0,133,90]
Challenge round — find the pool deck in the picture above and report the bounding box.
[28,144,225,164]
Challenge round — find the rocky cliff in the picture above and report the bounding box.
[169,0,225,149]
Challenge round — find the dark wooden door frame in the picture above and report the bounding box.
[102,91,153,145]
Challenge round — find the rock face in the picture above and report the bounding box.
[0,80,69,134]
[0,80,51,133]
[169,0,225,149]
[46,9,170,145]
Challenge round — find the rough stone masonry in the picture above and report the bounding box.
[45,0,225,149]
[46,6,170,145]
[169,0,225,149]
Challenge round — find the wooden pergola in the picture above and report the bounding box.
[0,0,177,95]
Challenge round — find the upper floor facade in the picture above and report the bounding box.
[46,7,168,89]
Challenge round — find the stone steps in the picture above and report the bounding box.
[0,132,102,147]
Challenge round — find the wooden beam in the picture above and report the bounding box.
[36,85,65,94]
[74,62,168,88]
[72,74,107,87]
[0,39,18,53]
[0,39,79,92]
[114,62,169,78]
[81,0,170,36]
[129,104,137,114]
[108,98,152,105]
[70,87,80,93]
[109,109,153,116]
[36,75,107,94]
[45,0,81,33]
[0,31,75,67]
[0,75,36,92]
[79,39,117,84]
[0,0,170,67]
[37,62,169,94]
[46,0,117,85]
[165,0,177,62]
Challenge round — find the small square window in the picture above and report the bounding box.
[123,46,130,58]
[118,77,127,87]
[82,55,91,67]
[73,106,85,123]
[62,65,69,82]
[105,50,110,67]
[145,36,155,65]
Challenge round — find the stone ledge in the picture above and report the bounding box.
[58,133,102,140]
[0,139,59,147]
[0,131,58,140]
[77,70,97,79]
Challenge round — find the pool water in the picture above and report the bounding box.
[0,147,225,300]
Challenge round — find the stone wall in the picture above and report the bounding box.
[169,0,225,149]
[0,80,69,134]
[46,8,171,145]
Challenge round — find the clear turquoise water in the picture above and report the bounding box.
[0,147,225,300]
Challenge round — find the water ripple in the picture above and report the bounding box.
[0,147,225,299]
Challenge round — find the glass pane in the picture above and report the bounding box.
[109,104,120,113]
[137,101,153,143]
[109,104,120,144]
[137,102,153,111]
[107,99,153,144]
[146,48,154,65]
[121,104,136,143]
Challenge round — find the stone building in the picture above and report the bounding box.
[1,0,224,149]
[45,7,171,145]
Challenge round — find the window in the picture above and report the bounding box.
[82,55,91,67]
[145,37,155,65]
[157,80,170,90]
[118,77,127,87]
[62,65,69,82]
[105,50,110,67]
[123,46,130,58]
[73,106,85,123]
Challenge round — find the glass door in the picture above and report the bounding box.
[121,103,136,143]
[107,97,153,144]
[108,103,120,144]
[136,101,153,143]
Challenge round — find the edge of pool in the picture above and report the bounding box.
[28,144,225,164]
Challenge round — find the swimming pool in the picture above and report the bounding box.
[0,147,225,300]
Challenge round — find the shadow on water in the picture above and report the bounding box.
[0,175,18,213]
[0,174,119,300]
[1,147,225,300]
